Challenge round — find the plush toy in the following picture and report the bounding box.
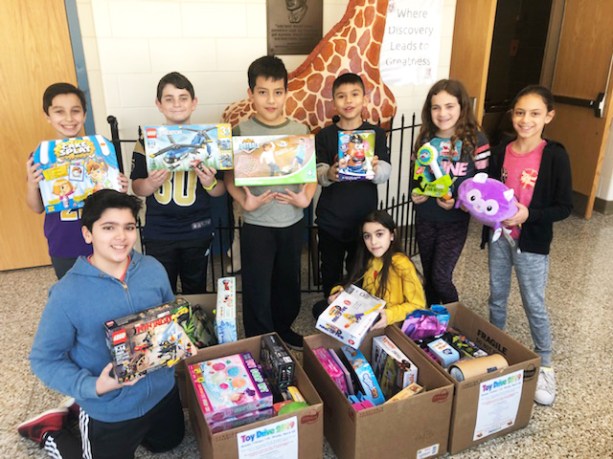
[456,172,518,241]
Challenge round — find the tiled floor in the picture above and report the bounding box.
[3,212,613,458]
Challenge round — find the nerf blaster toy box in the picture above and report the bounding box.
[232,134,316,186]
[143,124,233,171]
[337,130,376,181]
[34,135,122,213]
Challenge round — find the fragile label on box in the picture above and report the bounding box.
[237,416,298,459]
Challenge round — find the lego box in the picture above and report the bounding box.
[144,124,233,171]
[233,134,316,186]
[34,135,122,213]
[337,130,376,181]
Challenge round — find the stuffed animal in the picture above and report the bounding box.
[456,172,518,241]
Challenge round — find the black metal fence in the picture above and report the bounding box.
[106,114,420,293]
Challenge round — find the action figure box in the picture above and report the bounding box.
[303,327,453,459]
[185,333,324,459]
[33,135,122,213]
[337,130,376,181]
[105,298,196,383]
[232,134,316,186]
[215,277,237,344]
[315,284,385,349]
[143,124,233,171]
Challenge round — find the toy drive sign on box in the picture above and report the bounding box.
[34,135,122,213]
[144,124,233,171]
[232,134,316,186]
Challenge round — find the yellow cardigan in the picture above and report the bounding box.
[362,253,426,324]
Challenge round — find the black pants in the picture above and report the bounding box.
[51,256,78,280]
[317,228,358,298]
[145,237,213,294]
[240,221,304,337]
[44,385,184,459]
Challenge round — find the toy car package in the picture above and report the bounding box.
[337,130,376,181]
[143,124,233,172]
[105,298,195,383]
[34,135,122,213]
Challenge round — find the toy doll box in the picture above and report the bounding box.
[303,327,453,459]
[144,124,233,172]
[185,333,324,459]
[233,134,316,186]
[406,303,540,454]
[315,284,385,349]
[34,135,122,213]
[104,298,195,383]
[337,130,376,181]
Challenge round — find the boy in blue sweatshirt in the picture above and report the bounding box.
[19,189,184,459]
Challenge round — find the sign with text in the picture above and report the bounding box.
[267,0,323,55]
[380,0,443,85]
[237,416,298,458]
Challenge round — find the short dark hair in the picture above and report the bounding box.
[247,55,288,91]
[43,83,87,115]
[81,189,142,231]
[511,85,555,112]
[332,73,365,96]
[156,72,195,101]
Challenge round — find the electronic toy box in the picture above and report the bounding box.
[412,142,453,198]
[34,135,122,213]
[105,298,196,383]
[337,130,376,181]
[233,134,316,186]
[144,124,233,172]
[315,284,385,349]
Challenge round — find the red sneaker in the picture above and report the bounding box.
[17,408,67,444]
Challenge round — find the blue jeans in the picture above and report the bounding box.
[488,236,552,366]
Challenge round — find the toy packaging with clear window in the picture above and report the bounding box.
[215,277,237,343]
[337,130,376,181]
[143,124,233,171]
[34,135,122,213]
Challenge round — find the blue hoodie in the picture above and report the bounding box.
[30,251,175,423]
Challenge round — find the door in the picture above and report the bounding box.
[0,0,78,270]
[449,0,498,123]
[544,0,613,219]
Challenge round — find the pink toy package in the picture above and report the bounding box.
[188,352,273,424]
[312,347,348,395]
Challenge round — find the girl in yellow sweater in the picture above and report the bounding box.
[329,210,426,328]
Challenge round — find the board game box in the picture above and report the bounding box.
[233,134,316,186]
[105,298,196,383]
[143,124,233,171]
[33,135,122,213]
[337,130,376,181]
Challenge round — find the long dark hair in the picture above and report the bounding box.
[345,210,404,299]
[414,79,480,161]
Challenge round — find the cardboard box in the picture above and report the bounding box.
[303,327,453,459]
[406,303,540,454]
[185,334,324,459]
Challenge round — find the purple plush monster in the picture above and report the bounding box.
[456,173,518,241]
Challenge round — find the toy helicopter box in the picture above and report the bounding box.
[233,134,316,186]
[337,130,376,181]
[105,298,196,383]
[34,135,122,214]
[315,284,385,349]
[144,124,233,172]
[412,142,453,198]
[215,277,237,344]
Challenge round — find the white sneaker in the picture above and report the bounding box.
[534,367,556,406]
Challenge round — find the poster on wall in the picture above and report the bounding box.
[267,0,323,55]
[380,0,443,85]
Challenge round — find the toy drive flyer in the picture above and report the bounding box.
[34,135,122,214]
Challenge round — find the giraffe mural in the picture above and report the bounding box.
[222,0,397,133]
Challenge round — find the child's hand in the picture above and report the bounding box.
[26,157,43,188]
[436,197,455,210]
[371,311,388,330]
[118,173,129,193]
[327,162,340,182]
[503,202,529,227]
[192,162,217,190]
[243,187,274,212]
[371,155,379,171]
[147,170,170,189]
[95,363,141,396]
[276,185,311,208]
[327,287,343,304]
[411,193,428,204]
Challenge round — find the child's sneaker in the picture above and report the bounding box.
[311,299,328,319]
[534,367,556,406]
[17,408,68,444]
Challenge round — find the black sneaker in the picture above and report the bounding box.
[280,329,304,351]
[312,299,329,319]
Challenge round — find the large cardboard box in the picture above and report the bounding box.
[409,303,540,454]
[303,326,454,459]
[185,333,324,459]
